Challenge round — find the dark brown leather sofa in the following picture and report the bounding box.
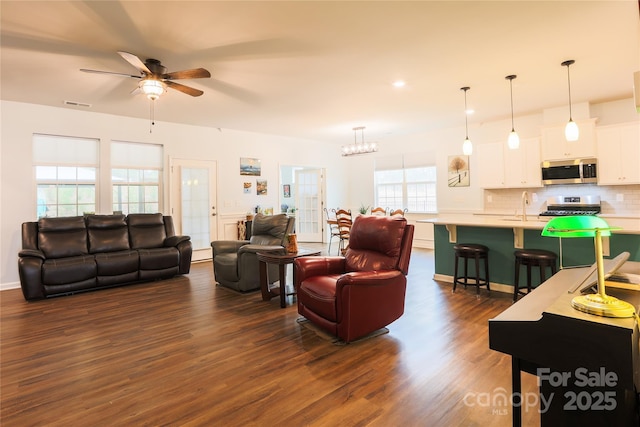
[18,213,192,300]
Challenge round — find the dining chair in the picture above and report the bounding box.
[324,208,340,255]
[334,209,352,255]
[389,208,408,217]
[371,207,387,216]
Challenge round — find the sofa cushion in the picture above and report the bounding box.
[138,247,179,270]
[38,216,88,259]
[87,214,130,253]
[42,255,96,286]
[95,250,139,276]
[128,213,166,249]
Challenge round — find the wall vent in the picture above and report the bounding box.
[64,100,92,108]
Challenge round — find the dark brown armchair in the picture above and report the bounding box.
[211,213,294,292]
[294,215,414,343]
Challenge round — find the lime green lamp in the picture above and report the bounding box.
[542,216,636,318]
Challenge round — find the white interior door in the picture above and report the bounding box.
[170,158,217,261]
[294,168,323,242]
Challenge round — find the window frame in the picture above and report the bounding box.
[374,165,437,214]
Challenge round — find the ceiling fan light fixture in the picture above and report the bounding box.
[140,79,166,100]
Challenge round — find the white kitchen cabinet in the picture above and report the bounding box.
[476,142,505,188]
[541,118,597,160]
[504,137,542,188]
[596,122,640,185]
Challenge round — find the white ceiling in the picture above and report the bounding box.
[1,1,639,144]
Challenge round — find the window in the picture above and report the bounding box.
[34,134,98,218]
[374,153,437,213]
[111,142,163,215]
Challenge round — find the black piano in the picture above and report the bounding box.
[489,265,640,427]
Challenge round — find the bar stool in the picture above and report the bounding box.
[513,249,558,301]
[453,243,490,296]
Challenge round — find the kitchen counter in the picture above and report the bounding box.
[419,214,640,292]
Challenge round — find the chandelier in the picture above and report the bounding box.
[341,126,378,156]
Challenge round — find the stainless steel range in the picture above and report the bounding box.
[539,195,601,217]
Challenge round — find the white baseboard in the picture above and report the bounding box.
[1,281,21,291]
[432,274,513,295]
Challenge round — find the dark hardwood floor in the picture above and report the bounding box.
[1,245,541,426]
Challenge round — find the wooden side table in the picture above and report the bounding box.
[257,248,321,308]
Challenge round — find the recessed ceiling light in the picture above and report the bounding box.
[392,80,406,88]
[465,108,475,115]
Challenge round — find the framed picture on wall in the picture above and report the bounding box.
[448,155,470,187]
[257,179,267,195]
[240,157,261,176]
[283,184,291,198]
[243,182,252,194]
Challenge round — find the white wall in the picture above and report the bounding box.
[2,97,638,289]
[0,101,344,287]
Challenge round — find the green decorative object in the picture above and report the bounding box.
[542,216,635,318]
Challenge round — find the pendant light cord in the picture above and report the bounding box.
[509,77,515,132]
[462,87,470,139]
[563,60,575,121]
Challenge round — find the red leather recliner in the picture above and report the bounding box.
[294,215,414,343]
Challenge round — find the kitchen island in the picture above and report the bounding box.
[420,214,640,293]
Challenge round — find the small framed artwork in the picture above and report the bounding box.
[257,179,267,195]
[283,184,291,198]
[240,157,261,176]
[448,155,470,187]
[243,182,252,194]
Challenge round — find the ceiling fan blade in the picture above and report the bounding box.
[80,69,141,79]
[117,51,152,75]
[165,81,204,97]
[163,68,211,80]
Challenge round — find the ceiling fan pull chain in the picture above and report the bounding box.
[149,100,155,133]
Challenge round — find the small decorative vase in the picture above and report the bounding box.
[286,234,298,253]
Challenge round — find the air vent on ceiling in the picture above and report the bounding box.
[64,100,92,108]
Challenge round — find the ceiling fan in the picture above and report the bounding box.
[80,51,211,99]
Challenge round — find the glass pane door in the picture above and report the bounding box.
[170,159,217,261]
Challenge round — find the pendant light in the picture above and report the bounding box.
[561,60,579,141]
[460,86,472,155]
[505,75,520,149]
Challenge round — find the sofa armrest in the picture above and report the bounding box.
[18,249,45,260]
[294,256,346,285]
[164,235,190,247]
[211,240,249,256]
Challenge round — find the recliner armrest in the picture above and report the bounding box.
[294,256,346,283]
[164,235,190,247]
[336,270,403,289]
[18,249,45,260]
[211,240,249,255]
[238,244,285,256]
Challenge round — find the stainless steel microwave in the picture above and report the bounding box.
[541,158,598,185]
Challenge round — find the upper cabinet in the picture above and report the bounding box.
[504,137,542,188]
[476,142,505,188]
[476,138,541,189]
[596,122,640,185]
[541,118,597,160]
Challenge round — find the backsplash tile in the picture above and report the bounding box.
[484,184,640,217]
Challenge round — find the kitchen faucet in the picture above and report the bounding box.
[521,191,530,222]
